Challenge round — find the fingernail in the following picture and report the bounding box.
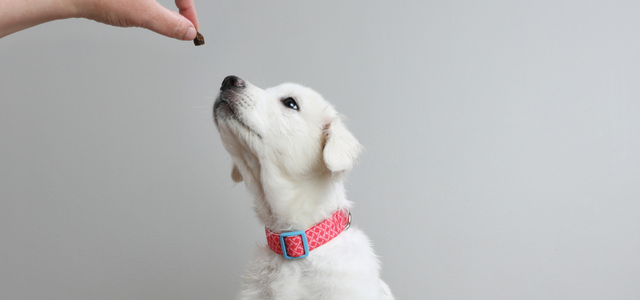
[184,27,196,40]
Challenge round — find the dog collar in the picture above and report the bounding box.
[265,210,351,259]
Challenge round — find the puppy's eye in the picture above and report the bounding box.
[282,97,299,110]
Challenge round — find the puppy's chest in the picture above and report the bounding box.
[260,261,344,298]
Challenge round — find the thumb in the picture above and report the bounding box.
[142,3,196,41]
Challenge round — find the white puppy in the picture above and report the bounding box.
[213,76,394,300]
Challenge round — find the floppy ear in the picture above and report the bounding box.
[231,163,243,183]
[323,117,362,173]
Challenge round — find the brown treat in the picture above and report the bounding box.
[194,32,205,46]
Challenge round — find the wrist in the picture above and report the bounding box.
[0,0,83,38]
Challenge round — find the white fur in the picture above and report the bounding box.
[213,78,394,300]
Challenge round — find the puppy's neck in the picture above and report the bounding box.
[248,165,351,232]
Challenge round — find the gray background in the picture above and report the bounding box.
[1,1,639,299]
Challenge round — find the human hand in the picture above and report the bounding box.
[77,0,199,40]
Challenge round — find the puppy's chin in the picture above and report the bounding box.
[213,101,229,125]
[214,103,263,140]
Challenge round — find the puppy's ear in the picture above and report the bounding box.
[323,116,362,173]
[231,164,243,183]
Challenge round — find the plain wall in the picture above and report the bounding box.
[2,1,639,299]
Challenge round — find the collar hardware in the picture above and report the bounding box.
[279,231,309,259]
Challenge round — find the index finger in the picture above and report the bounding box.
[175,0,199,30]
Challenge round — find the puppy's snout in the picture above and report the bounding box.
[221,75,245,91]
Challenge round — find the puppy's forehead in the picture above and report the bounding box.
[266,83,321,100]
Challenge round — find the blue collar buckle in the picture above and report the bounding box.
[279,230,310,259]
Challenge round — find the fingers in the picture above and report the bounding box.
[175,0,199,30]
[142,2,196,41]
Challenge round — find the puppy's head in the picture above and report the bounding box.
[213,75,361,190]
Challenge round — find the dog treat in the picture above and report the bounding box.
[193,32,205,46]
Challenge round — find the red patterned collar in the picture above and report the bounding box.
[265,210,351,259]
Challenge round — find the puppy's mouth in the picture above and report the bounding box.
[214,96,263,140]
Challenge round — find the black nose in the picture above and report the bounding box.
[220,75,245,90]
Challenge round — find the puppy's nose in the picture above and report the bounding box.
[220,75,245,90]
